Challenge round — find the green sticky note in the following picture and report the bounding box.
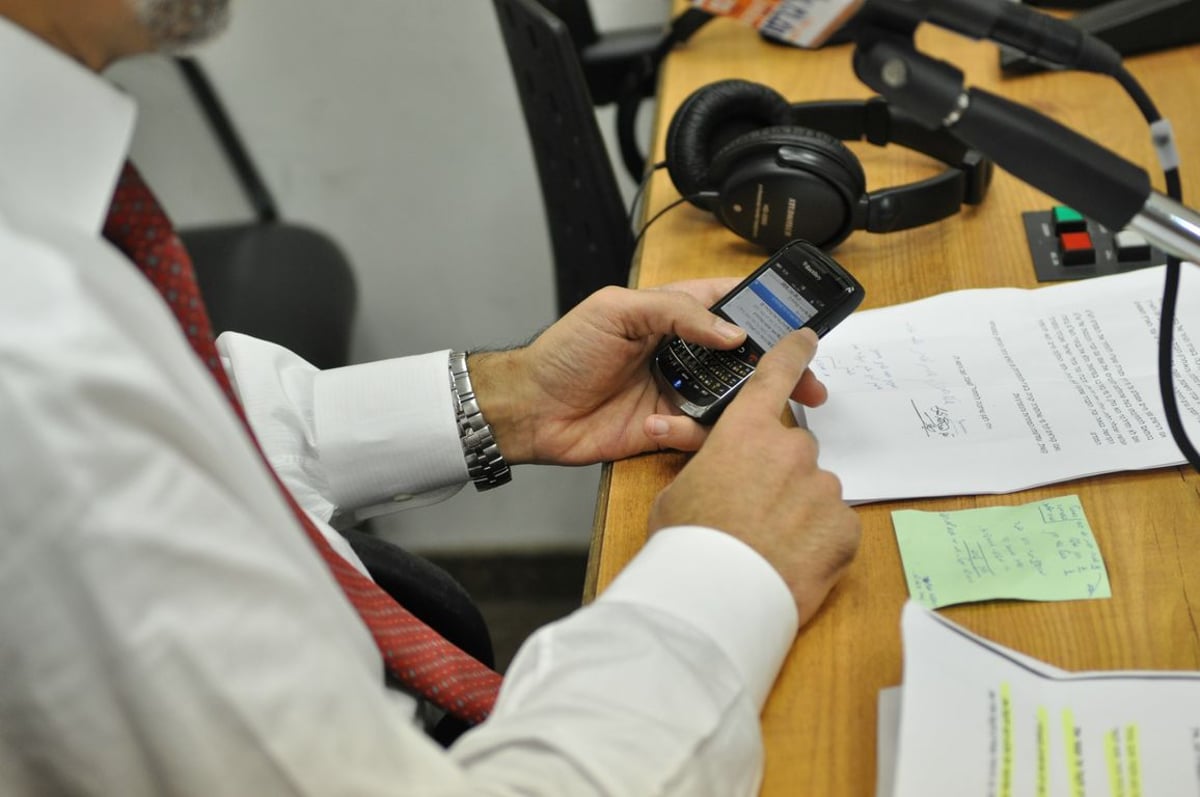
[892,495,1111,609]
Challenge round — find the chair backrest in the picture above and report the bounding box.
[531,0,661,108]
[171,57,358,369]
[492,0,634,315]
[532,0,599,52]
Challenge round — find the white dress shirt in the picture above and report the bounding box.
[0,17,799,796]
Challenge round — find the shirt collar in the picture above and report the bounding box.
[0,16,136,235]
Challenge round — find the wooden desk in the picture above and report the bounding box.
[586,18,1200,796]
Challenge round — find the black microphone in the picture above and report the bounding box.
[691,0,1122,73]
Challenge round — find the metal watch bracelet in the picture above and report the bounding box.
[448,351,512,491]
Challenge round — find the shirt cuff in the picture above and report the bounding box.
[315,349,469,511]
[596,526,799,710]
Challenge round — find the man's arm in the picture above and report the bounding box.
[216,280,829,526]
[455,329,860,794]
[453,530,796,796]
[217,336,471,523]
[216,280,753,522]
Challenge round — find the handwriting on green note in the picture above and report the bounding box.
[892,495,1111,609]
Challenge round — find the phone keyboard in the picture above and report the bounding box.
[657,338,760,406]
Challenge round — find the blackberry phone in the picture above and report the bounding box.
[652,240,865,424]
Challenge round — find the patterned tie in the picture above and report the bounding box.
[103,162,502,725]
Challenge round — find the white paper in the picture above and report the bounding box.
[888,603,1200,796]
[806,264,1200,503]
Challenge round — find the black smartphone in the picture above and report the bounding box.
[651,240,865,424]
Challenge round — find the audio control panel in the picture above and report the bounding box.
[1023,205,1166,283]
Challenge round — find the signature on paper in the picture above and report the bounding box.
[912,400,966,438]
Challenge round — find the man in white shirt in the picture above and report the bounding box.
[0,1,861,795]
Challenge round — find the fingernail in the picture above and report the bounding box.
[648,418,670,436]
[714,319,742,340]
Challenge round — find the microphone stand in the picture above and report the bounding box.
[848,26,1200,264]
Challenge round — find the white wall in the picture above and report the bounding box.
[107,0,666,553]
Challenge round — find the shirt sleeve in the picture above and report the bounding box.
[216,332,469,523]
[450,526,799,796]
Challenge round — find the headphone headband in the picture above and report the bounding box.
[663,80,995,250]
[790,97,994,227]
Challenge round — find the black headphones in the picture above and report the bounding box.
[664,79,995,251]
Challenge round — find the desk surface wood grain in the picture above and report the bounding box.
[586,17,1200,797]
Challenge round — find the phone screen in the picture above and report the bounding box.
[651,240,864,423]
[717,262,823,350]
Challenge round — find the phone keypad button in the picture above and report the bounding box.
[659,344,716,405]
[712,350,752,381]
[709,363,739,387]
[660,338,760,406]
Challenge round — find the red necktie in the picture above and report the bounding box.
[103,163,501,725]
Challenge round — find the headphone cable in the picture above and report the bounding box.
[631,190,720,258]
[615,9,715,181]
[627,160,667,230]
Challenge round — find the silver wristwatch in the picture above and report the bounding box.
[448,351,512,490]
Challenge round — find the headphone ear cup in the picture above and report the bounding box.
[707,126,867,250]
[664,79,792,210]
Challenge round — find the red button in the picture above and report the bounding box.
[1059,231,1094,266]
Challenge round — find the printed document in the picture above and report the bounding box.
[880,603,1200,797]
[806,265,1200,502]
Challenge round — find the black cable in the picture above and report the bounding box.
[630,190,720,257]
[1111,65,1197,472]
[616,77,650,181]
[1113,65,1159,123]
[615,9,715,181]
[1153,176,1194,472]
[627,161,666,229]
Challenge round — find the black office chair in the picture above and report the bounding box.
[533,0,663,107]
[173,57,358,370]
[492,0,635,315]
[530,1,714,182]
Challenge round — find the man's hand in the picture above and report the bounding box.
[468,282,829,466]
[647,329,860,626]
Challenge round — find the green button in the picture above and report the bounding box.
[1052,205,1088,234]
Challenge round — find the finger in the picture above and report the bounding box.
[791,368,828,408]
[644,413,712,452]
[724,329,819,421]
[614,287,747,349]
[654,277,741,307]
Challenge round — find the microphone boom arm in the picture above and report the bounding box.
[850,27,1200,264]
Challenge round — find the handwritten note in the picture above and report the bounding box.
[892,495,1111,609]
